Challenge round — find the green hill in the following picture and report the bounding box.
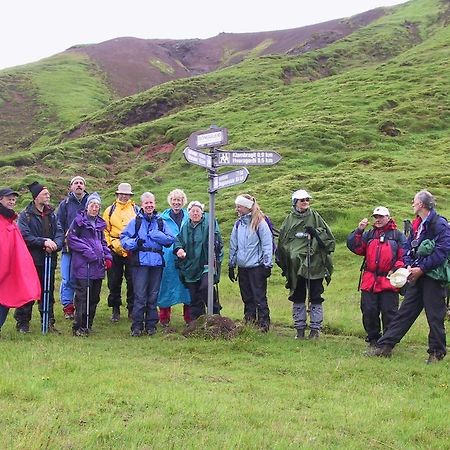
[1,0,449,233]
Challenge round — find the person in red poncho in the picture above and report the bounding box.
[0,188,41,335]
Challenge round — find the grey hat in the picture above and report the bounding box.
[86,192,101,206]
[0,187,19,197]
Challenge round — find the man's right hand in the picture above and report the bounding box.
[358,218,369,231]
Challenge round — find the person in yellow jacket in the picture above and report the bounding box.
[103,183,139,322]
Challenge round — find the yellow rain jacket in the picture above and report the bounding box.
[103,199,139,257]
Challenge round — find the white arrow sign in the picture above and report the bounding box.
[215,150,282,166]
[183,146,213,169]
[210,168,249,192]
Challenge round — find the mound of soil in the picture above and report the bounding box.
[182,314,242,339]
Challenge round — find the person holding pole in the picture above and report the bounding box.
[67,192,112,337]
[120,192,174,337]
[229,194,272,332]
[0,187,41,336]
[173,201,223,321]
[276,189,335,339]
[157,189,191,326]
[15,182,63,334]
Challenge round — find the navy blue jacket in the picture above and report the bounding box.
[57,192,89,253]
[404,209,450,273]
[18,202,64,267]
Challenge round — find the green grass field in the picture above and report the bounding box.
[1,245,448,449]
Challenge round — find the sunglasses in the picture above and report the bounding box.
[298,198,310,202]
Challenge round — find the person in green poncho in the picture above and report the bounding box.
[277,189,335,339]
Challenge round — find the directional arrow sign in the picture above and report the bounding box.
[210,168,249,192]
[188,127,228,150]
[215,150,282,167]
[183,146,213,169]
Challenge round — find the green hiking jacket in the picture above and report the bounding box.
[277,207,335,293]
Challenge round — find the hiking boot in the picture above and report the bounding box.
[111,306,120,323]
[63,304,75,320]
[160,321,169,328]
[295,328,305,340]
[73,328,88,337]
[368,339,378,348]
[145,328,157,336]
[17,323,30,334]
[426,353,444,365]
[130,329,142,337]
[259,322,270,333]
[308,329,320,339]
[47,324,61,334]
[366,345,393,358]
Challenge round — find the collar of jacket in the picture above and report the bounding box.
[0,203,16,220]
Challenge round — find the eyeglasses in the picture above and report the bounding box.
[298,198,310,202]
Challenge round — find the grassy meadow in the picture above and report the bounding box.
[0,245,449,449]
[1,0,450,447]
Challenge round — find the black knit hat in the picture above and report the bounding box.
[27,181,46,199]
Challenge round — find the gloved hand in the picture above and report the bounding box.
[136,238,145,248]
[105,259,113,271]
[228,266,237,282]
[263,266,272,278]
[304,226,318,238]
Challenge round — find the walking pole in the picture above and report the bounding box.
[86,263,90,331]
[42,253,51,335]
[306,234,312,315]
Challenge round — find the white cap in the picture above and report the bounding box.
[372,206,390,217]
[235,195,254,209]
[292,189,312,204]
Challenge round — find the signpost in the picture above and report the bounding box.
[183,126,282,316]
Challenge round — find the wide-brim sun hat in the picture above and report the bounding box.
[388,268,410,288]
[116,183,133,195]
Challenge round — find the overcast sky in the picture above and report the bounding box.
[1,0,407,70]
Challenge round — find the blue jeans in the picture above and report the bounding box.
[131,266,162,332]
[0,305,9,329]
[60,253,75,306]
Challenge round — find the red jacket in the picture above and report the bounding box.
[0,211,41,308]
[347,220,406,293]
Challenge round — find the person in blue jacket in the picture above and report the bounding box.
[157,189,191,326]
[121,192,174,336]
[229,194,273,332]
[369,190,450,363]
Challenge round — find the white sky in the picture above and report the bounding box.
[1,0,407,70]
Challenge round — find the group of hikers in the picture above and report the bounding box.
[1,176,449,364]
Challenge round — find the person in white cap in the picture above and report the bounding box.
[347,206,407,347]
[369,190,450,363]
[56,175,89,319]
[229,194,272,332]
[103,183,139,322]
[277,189,335,339]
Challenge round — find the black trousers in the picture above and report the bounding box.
[290,277,324,304]
[238,266,270,326]
[186,273,221,320]
[107,252,134,312]
[14,264,56,326]
[378,276,447,356]
[361,290,399,342]
[73,278,102,331]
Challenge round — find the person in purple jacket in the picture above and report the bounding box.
[67,192,112,337]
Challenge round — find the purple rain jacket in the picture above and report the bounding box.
[66,210,112,280]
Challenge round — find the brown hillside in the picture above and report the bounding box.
[66,8,387,97]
